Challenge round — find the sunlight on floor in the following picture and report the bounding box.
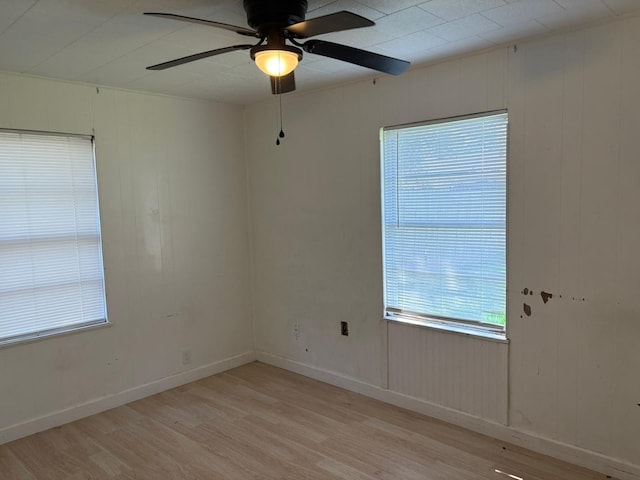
[495,468,524,480]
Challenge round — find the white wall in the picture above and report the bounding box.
[246,14,640,478]
[507,18,640,467]
[0,73,253,441]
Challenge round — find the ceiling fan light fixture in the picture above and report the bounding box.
[252,45,302,77]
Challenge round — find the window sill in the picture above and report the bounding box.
[384,315,508,343]
[0,319,110,349]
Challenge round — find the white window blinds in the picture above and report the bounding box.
[381,111,507,331]
[0,130,107,345]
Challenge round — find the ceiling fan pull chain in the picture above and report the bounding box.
[276,91,285,146]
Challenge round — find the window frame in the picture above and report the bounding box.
[380,110,508,342]
[0,128,109,348]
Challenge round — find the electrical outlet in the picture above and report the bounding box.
[341,321,349,336]
[181,348,192,365]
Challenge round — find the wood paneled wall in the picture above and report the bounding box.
[388,323,508,425]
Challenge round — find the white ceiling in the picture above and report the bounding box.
[1,0,638,105]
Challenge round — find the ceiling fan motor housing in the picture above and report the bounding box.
[243,0,308,33]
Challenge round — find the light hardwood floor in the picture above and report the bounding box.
[0,362,614,479]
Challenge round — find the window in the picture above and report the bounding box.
[0,130,107,346]
[381,111,507,339]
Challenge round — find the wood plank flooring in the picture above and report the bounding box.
[0,362,614,479]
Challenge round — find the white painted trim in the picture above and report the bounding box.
[0,351,255,445]
[256,351,640,480]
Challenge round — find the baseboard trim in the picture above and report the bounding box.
[0,351,255,445]
[256,351,639,480]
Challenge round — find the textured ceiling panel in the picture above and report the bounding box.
[0,0,638,105]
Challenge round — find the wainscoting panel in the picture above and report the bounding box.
[388,322,508,425]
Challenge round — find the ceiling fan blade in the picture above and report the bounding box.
[285,11,374,39]
[302,40,410,75]
[147,45,253,70]
[144,12,259,37]
[270,72,296,95]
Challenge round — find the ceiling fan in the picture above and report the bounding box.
[145,0,410,95]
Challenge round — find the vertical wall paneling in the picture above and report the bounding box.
[505,16,640,466]
[554,29,584,447]
[0,74,253,437]
[614,15,640,464]
[575,22,621,456]
[388,323,508,425]
[508,34,565,439]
